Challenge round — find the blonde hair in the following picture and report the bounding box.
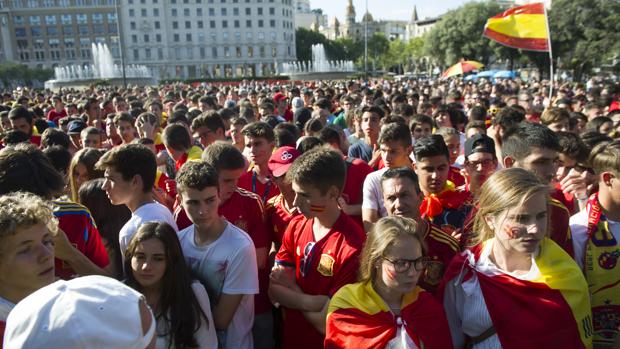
[359,216,426,283]
[590,139,620,176]
[469,168,549,247]
[0,191,58,255]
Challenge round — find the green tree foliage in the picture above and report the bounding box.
[0,62,54,87]
[548,0,620,78]
[295,28,350,62]
[423,1,516,67]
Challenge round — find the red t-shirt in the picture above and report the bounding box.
[265,194,300,246]
[418,221,459,294]
[275,212,366,349]
[219,188,272,315]
[47,109,67,124]
[551,184,576,215]
[342,156,373,228]
[53,200,109,279]
[237,168,280,204]
[29,135,41,147]
[448,166,465,187]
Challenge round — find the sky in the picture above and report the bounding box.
[309,0,471,22]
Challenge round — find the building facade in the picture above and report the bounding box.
[0,0,120,69]
[293,0,326,29]
[0,0,297,79]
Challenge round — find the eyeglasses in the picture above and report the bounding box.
[465,158,495,169]
[382,256,428,273]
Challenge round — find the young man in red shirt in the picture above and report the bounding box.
[238,122,280,203]
[46,95,67,125]
[8,107,41,146]
[270,147,366,349]
[201,141,273,349]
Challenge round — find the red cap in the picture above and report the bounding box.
[268,146,301,178]
[273,92,288,104]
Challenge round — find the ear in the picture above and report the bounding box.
[602,171,615,187]
[483,214,495,231]
[327,185,340,201]
[502,156,515,169]
[132,174,144,191]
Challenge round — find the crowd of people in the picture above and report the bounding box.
[0,75,619,349]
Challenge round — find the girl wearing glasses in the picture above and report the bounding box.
[441,168,592,349]
[325,216,453,349]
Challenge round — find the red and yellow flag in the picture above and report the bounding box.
[483,2,550,52]
[440,239,593,349]
[325,282,452,349]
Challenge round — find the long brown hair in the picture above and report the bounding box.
[124,222,208,349]
[69,148,105,201]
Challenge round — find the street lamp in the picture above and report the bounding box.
[114,0,127,88]
[364,0,368,80]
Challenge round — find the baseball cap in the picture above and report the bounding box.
[464,133,496,159]
[3,275,156,349]
[268,146,301,178]
[67,119,87,134]
[291,97,304,110]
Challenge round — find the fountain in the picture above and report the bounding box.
[281,43,356,80]
[45,43,157,89]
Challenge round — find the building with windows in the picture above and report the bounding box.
[121,0,296,78]
[0,0,296,79]
[293,0,326,29]
[0,0,120,70]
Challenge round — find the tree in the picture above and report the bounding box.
[0,62,53,87]
[295,28,350,62]
[423,1,515,68]
[548,0,620,79]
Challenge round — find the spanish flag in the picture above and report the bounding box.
[325,282,453,349]
[440,239,593,349]
[483,2,550,52]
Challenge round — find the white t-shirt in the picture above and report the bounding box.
[155,281,217,349]
[570,209,620,270]
[119,202,178,258]
[178,221,258,349]
[0,295,15,322]
[362,168,389,218]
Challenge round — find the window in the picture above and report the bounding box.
[130,22,136,29]
[198,32,204,42]
[31,26,42,36]
[272,46,277,57]
[197,21,203,29]
[47,26,58,35]
[208,8,214,16]
[245,8,250,15]
[184,8,189,16]
[269,7,274,15]
[236,47,241,57]
[270,32,276,41]
[234,20,239,28]
[80,37,90,46]
[143,34,149,42]
[222,32,228,40]
[154,21,160,29]
[15,28,27,37]
[81,49,90,58]
[156,33,161,42]
[145,48,151,59]
[186,33,191,41]
[210,20,215,28]
[141,9,147,16]
[131,34,137,43]
[49,38,60,48]
[270,19,275,27]
[173,33,179,41]
[129,9,135,17]
[92,13,103,23]
[247,46,253,57]
[171,8,177,16]
[61,14,72,24]
[258,8,262,15]
[196,8,202,16]
[17,40,28,49]
[45,15,56,25]
[246,32,252,39]
[257,32,264,40]
[172,21,178,29]
[65,49,76,59]
[13,16,24,25]
[29,16,41,25]
[233,7,238,15]
[34,38,44,48]
[212,47,217,57]
[43,0,54,6]
[186,47,192,59]
[259,46,265,57]
[107,13,117,24]
[133,49,139,60]
[221,8,226,15]
[222,20,227,28]
[153,8,159,16]
[64,38,75,46]
[158,48,163,59]
[109,24,117,33]
[224,47,230,57]
[93,24,104,33]
[185,21,190,29]
[200,47,205,58]
[258,20,263,27]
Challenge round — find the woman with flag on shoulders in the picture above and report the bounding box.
[325,216,453,349]
[440,168,593,349]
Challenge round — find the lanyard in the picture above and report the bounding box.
[252,171,272,202]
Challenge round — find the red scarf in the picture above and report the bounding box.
[420,181,468,219]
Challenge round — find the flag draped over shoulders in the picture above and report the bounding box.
[325,281,452,349]
[440,239,593,349]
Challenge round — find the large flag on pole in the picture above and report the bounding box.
[483,2,550,52]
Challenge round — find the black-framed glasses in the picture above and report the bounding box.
[382,256,428,273]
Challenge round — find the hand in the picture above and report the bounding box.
[368,144,382,168]
[270,265,295,288]
[560,169,589,201]
[136,119,156,139]
[52,228,76,262]
[337,197,352,215]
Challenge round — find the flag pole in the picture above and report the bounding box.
[543,3,553,100]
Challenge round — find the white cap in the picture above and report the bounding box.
[291,97,304,110]
[3,275,155,349]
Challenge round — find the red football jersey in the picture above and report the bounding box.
[275,212,366,349]
[342,156,373,228]
[219,188,272,315]
[53,200,109,279]
[418,221,460,294]
[551,184,576,215]
[265,194,300,246]
[237,168,280,204]
[448,166,466,187]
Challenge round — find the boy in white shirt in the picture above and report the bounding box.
[175,160,258,349]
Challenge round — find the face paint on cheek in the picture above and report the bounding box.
[385,266,397,281]
[504,225,521,239]
[310,204,326,213]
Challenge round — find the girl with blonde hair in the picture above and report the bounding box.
[441,168,592,349]
[325,216,452,349]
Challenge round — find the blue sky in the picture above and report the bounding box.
[309,0,471,22]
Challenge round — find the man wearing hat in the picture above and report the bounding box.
[67,119,87,150]
[461,133,498,199]
[273,93,293,122]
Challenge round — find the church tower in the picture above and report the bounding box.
[345,0,356,26]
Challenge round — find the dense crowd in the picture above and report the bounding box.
[0,75,619,349]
